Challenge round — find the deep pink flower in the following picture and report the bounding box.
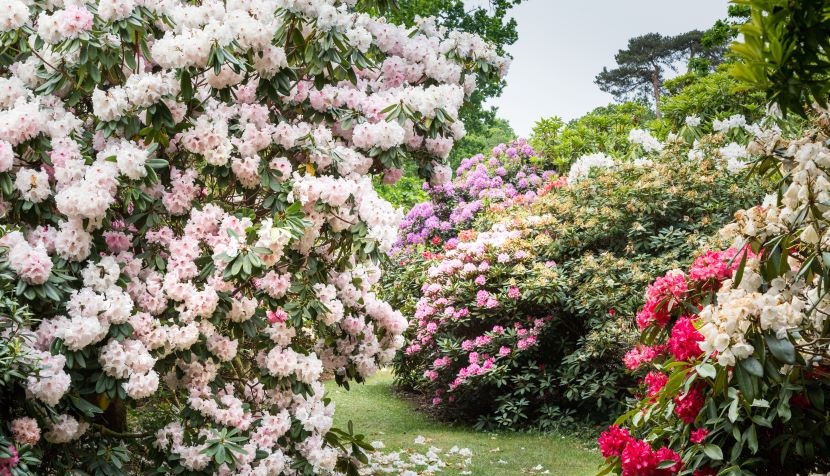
[675,386,706,424]
[598,425,632,458]
[668,317,704,361]
[623,344,667,370]
[654,447,682,475]
[636,271,688,330]
[690,427,709,444]
[620,439,657,475]
[644,371,667,397]
[266,308,288,324]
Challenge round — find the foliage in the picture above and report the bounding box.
[730,0,830,117]
[383,124,769,432]
[598,113,830,476]
[0,0,506,474]
[660,69,767,130]
[372,162,429,210]
[529,102,657,170]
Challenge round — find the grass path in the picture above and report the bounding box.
[326,369,602,476]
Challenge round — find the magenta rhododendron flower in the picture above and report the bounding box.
[644,371,668,397]
[674,386,706,424]
[668,317,705,361]
[598,425,632,458]
[690,428,709,444]
[636,270,689,330]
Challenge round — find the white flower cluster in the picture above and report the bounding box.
[567,153,616,184]
[697,120,830,368]
[713,114,748,133]
[628,128,664,153]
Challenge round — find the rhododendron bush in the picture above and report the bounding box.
[383,124,767,431]
[598,114,830,476]
[0,0,508,473]
[394,139,557,252]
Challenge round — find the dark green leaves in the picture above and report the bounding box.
[765,334,796,365]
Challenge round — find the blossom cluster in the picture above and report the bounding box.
[395,139,557,251]
[602,117,830,475]
[397,222,555,407]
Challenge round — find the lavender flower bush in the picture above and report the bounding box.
[394,139,558,251]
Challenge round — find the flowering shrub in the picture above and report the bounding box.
[0,0,507,473]
[394,139,557,252]
[598,115,830,476]
[385,123,768,431]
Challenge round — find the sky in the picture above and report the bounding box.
[481,0,731,136]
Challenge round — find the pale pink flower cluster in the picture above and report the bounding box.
[10,417,40,446]
[25,350,71,406]
[44,414,87,444]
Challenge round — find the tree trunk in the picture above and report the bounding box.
[102,396,128,433]
[651,70,661,118]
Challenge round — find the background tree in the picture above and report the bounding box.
[361,0,526,210]
[595,32,707,116]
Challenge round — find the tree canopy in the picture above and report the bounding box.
[595,31,711,116]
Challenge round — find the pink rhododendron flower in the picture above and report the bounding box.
[636,270,688,330]
[674,386,706,424]
[266,308,288,324]
[623,344,667,370]
[644,371,668,397]
[598,425,632,457]
[668,317,704,361]
[690,428,709,444]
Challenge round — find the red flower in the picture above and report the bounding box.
[644,371,668,397]
[431,235,441,245]
[636,271,688,330]
[620,439,658,476]
[674,386,706,424]
[654,447,682,475]
[692,468,718,476]
[668,317,704,361]
[598,425,633,458]
[791,393,811,409]
[690,428,709,444]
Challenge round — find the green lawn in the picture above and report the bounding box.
[326,369,602,476]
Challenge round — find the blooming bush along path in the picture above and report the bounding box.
[0,0,512,473]
[599,115,830,475]
[384,122,768,432]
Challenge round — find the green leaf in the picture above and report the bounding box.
[703,444,724,461]
[740,357,764,377]
[696,363,717,379]
[765,334,796,364]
